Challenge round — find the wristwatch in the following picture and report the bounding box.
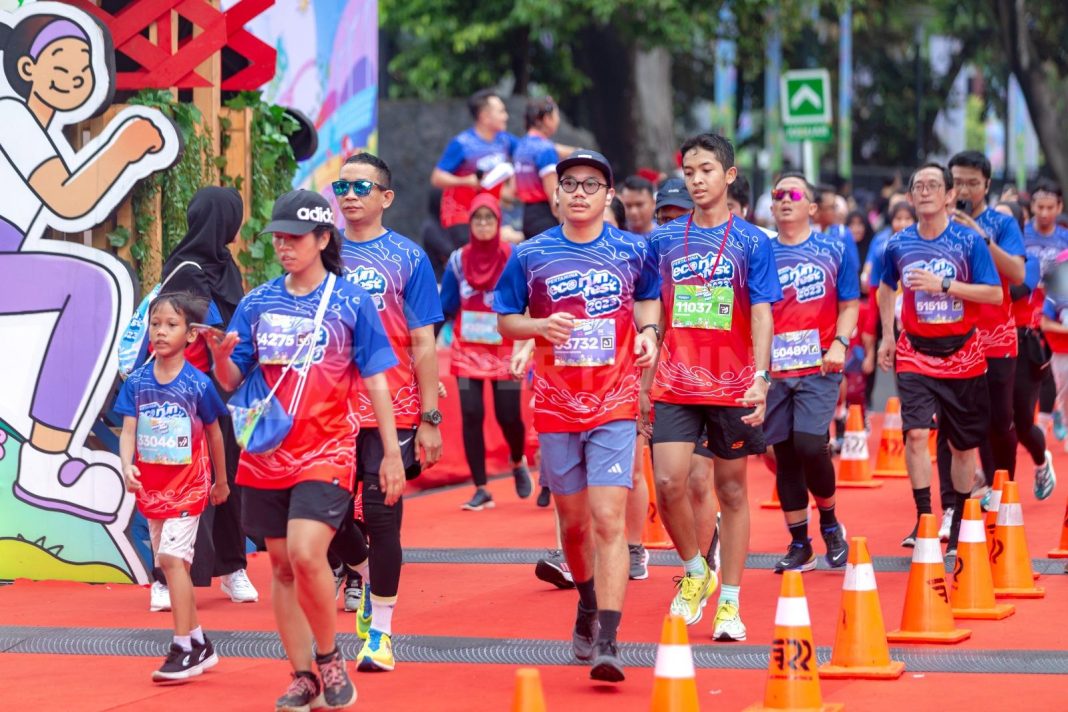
[755,369,771,385]
[421,409,443,426]
[639,323,661,340]
[834,335,850,349]
[941,276,952,293]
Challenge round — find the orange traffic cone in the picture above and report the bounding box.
[649,615,699,712]
[643,445,673,550]
[886,514,971,644]
[984,470,1010,554]
[744,571,843,712]
[991,481,1045,598]
[512,668,547,712]
[838,405,883,488]
[873,397,907,478]
[819,537,904,679]
[950,498,1015,620]
[1048,497,1068,558]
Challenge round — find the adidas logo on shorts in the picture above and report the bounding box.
[608,463,623,474]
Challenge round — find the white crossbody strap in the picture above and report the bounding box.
[286,272,335,413]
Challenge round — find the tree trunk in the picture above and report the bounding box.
[630,45,675,174]
[992,0,1068,187]
[570,24,633,175]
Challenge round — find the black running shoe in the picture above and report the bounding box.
[821,523,849,569]
[513,461,533,498]
[534,550,575,589]
[572,605,599,663]
[191,636,218,673]
[275,671,323,712]
[316,648,357,709]
[773,540,817,574]
[589,639,625,682]
[151,643,201,683]
[461,488,495,511]
[901,521,919,548]
[536,486,551,507]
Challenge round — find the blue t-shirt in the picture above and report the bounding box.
[867,227,892,288]
[513,131,558,205]
[436,128,519,228]
[115,361,227,518]
[1023,221,1068,281]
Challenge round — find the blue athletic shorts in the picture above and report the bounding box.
[763,372,843,446]
[538,420,637,495]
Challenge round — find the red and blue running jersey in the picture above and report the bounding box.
[649,214,781,406]
[440,247,514,380]
[770,231,860,378]
[1041,295,1068,353]
[115,362,227,518]
[342,231,443,429]
[228,275,397,490]
[513,131,558,205]
[435,128,518,228]
[880,222,1000,378]
[973,207,1026,358]
[493,224,661,432]
[1020,222,1068,330]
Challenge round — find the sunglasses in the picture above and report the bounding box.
[771,188,807,202]
[332,179,388,198]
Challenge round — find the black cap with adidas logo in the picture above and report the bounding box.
[260,189,335,235]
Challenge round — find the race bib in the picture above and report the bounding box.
[256,313,314,365]
[554,319,616,367]
[915,292,963,324]
[136,414,192,465]
[671,284,734,330]
[772,329,823,372]
[460,310,503,345]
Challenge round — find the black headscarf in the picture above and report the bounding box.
[161,186,245,325]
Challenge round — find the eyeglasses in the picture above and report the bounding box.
[911,181,945,195]
[559,177,609,194]
[471,214,498,224]
[332,179,387,197]
[771,188,807,202]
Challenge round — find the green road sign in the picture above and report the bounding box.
[781,69,832,143]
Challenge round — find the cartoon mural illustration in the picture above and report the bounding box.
[0,2,181,584]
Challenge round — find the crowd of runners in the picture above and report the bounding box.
[117,89,1068,709]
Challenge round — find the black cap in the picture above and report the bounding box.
[260,189,335,235]
[655,178,693,212]
[556,149,613,187]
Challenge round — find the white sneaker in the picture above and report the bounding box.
[14,446,124,523]
[938,507,954,543]
[150,581,171,612]
[221,569,259,603]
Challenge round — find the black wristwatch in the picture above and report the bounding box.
[941,277,952,293]
[421,409,443,426]
[833,335,849,349]
[639,323,661,340]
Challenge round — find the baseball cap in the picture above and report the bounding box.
[556,149,613,187]
[655,178,693,212]
[260,189,335,235]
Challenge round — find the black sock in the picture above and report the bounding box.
[947,491,968,549]
[818,505,838,530]
[575,578,597,611]
[597,610,622,643]
[911,487,932,517]
[787,519,809,545]
[315,647,337,663]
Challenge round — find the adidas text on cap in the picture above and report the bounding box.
[260,189,335,235]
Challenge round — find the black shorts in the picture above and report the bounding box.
[242,481,353,539]
[651,402,765,460]
[357,427,419,481]
[896,372,990,450]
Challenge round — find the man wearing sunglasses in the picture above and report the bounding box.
[765,173,858,573]
[332,152,444,673]
[494,149,661,683]
[877,162,1002,557]
[644,133,781,643]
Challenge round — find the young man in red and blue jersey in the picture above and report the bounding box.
[765,172,858,573]
[644,133,781,642]
[877,162,1002,556]
[495,149,660,683]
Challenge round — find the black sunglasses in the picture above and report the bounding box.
[332,179,388,197]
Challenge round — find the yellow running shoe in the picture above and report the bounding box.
[669,561,718,625]
[356,629,395,672]
[712,601,747,641]
[356,582,372,640]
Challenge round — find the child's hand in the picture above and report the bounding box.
[210,481,230,506]
[123,465,142,493]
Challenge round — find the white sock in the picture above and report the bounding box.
[682,553,706,576]
[173,634,192,652]
[370,595,396,636]
[190,626,204,645]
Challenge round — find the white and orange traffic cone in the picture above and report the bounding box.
[984,470,1009,554]
[819,537,904,679]
[991,481,1045,598]
[649,614,699,712]
[873,397,907,478]
[1047,497,1068,558]
[838,405,882,488]
[511,668,547,712]
[642,445,673,549]
[950,498,1015,620]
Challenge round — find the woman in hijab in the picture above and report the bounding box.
[439,194,532,511]
[148,186,258,610]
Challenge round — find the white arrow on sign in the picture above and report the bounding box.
[790,85,822,112]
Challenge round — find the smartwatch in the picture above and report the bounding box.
[834,335,850,349]
[941,276,952,293]
[755,369,771,385]
[421,409,443,426]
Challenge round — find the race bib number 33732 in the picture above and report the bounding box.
[554,319,616,367]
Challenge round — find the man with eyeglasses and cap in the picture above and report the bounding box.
[494,149,661,683]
